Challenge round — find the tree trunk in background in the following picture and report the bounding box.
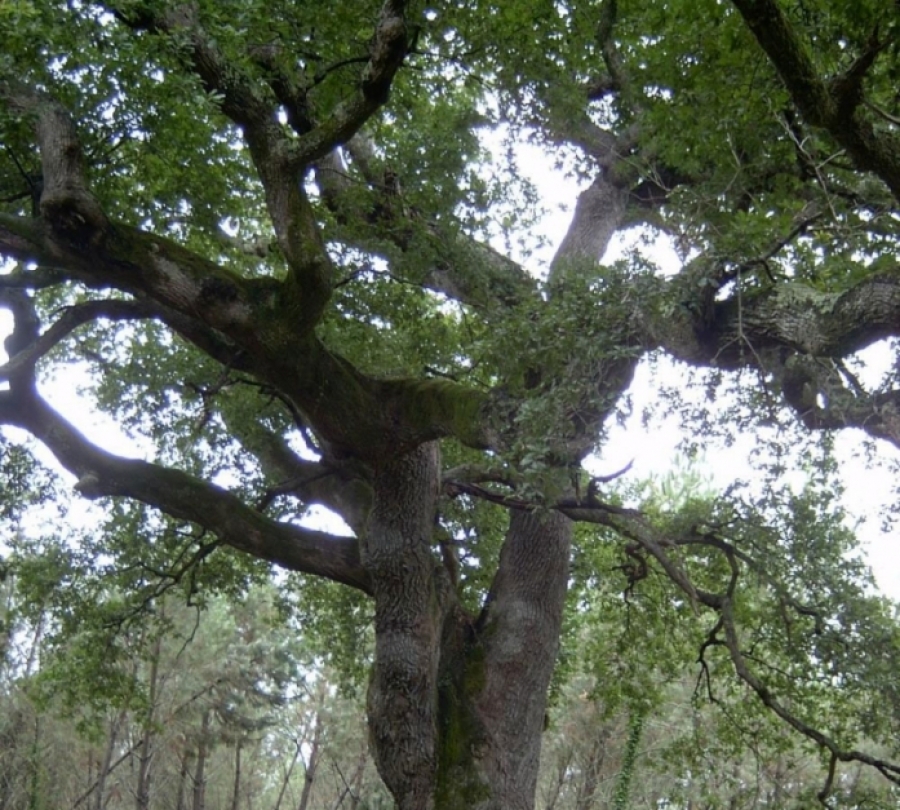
[94,708,128,810]
[135,634,161,810]
[192,710,211,810]
[175,748,194,810]
[330,743,368,810]
[544,746,575,810]
[297,710,323,810]
[26,715,42,810]
[574,726,611,810]
[229,741,242,810]
[273,741,301,810]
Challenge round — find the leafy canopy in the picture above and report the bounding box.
[3,0,900,804]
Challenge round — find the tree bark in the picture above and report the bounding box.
[191,710,211,810]
[296,710,322,810]
[230,740,242,810]
[174,749,194,810]
[469,510,572,810]
[362,443,572,809]
[135,633,161,810]
[94,707,128,810]
[363,442,445,809]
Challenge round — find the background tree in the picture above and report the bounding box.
[3,0,900,807]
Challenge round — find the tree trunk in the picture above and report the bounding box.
[330,743,369,810]
[543,744,574,810]
[135,634,161,810]
[574,725,611,810]
[27,714,42,810]
[466,509,572,810]
[363,444,572,809]
[230,740,242,810]
[94,707,128,810]
[272,740,301,810]
[174,748,194,810]
[192,710,211,810]
[297,709,323,810]
[363,442,445,810]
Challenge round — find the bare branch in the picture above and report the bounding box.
[720,593,900,787]
[560,490,900,788]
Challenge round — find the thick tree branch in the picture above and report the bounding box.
[0,211,497,456]
[656,267,900,367]
[0,287,249,395]
[108,3,334,325]
[731,0,900,199]
[230,419,373,534]
[294,0,409,163]
[595,0,630,101]
[420,234,536,310]
[108,0,407,328]
[0,297,153,380]
[0,80,107,241]
[0,265,68,289]
[543,112,634,167]
[0,384,370,593]
[247,40,314,137]
[550,173,627,279]
[0,287,40,375]
[0,212,289,352]
[313,139,537,311]
[718,273,900,360]
[649,265,900,445]
[0,79,502,460]
[778,354,900,448]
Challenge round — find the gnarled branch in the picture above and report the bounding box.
[0,384,370,593]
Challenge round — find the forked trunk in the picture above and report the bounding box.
[364,444,572,809]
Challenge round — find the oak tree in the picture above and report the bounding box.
[3,0,900,807]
